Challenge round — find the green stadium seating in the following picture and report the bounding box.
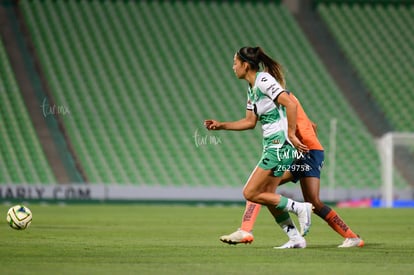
[318,3,414,132]
[0,37,56,184]
[318,2,413,188]
[19,0,384,190]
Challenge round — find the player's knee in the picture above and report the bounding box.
[243,188,257,202]
[305,197,323,208]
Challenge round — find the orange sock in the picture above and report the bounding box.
[324,209,358,238]
[240,201,262,232]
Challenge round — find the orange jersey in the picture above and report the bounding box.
[289,93,324,150]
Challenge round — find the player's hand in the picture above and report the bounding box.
[289,135,309,153]
[204,119,221,130]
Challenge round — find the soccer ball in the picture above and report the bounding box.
[6,205,32,230]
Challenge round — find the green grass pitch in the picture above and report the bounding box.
[0,204,413,275]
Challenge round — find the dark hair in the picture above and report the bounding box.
[237,46,285,88]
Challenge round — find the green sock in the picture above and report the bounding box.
[275,196,288,210]
[275,211,290,223]
[275,212,301,239]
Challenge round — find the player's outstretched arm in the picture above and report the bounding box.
[204,110,257,131]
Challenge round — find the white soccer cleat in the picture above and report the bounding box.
[297,202,313,236]
[338,237,365,248]
[274,237,307,249]
[220,229,254,245]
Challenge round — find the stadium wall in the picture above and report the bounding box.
[1,184,413,205]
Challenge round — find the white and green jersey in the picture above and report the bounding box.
[246,72,290,150]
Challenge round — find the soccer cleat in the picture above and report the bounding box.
[338,237,365,248]
[297,202,313,236]
[220,229,254,245]
[274,237,306,249]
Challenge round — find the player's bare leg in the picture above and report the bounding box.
[243,167,312,237]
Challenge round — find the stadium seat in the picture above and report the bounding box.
[318,2,414,133]
[317,1,413,188]
[19,0,384,190]
[0,37,56,184]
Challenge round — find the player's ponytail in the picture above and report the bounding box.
[237,46,286,88]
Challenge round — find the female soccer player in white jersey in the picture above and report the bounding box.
[219,91,364,249]
[205,46,313,241]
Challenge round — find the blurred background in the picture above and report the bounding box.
[0,0,413,207]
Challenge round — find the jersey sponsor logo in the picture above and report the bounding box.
[272,139,281,144]
[266,84,281,95]
[261,77,268,82]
